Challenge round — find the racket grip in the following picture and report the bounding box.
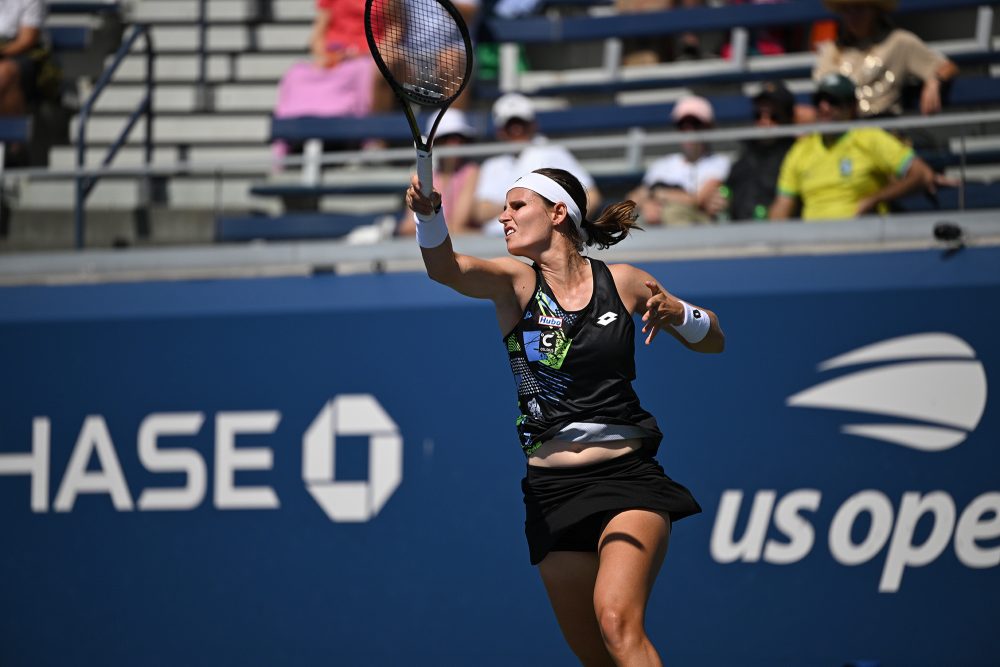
[416,149,434,197]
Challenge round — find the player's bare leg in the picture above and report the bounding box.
[539,551,616,667]
[593,509,671,666]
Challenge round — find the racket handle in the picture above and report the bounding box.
[416,149,434,197]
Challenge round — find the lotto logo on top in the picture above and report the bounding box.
[710,333,997,593]
[0,395,403,524]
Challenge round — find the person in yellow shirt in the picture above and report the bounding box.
[769,73,933,221]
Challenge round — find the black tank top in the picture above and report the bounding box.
[503,258,663,456]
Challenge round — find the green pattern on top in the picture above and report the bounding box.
[540,330,572,370]
[534,287,558,318]
[506,333,522,353]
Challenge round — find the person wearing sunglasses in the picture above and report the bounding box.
[769,73,934,221]
[630,95,732,226]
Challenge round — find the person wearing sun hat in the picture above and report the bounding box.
[814,0,958,116]
[630,95,732,226]
[769,73,935,221]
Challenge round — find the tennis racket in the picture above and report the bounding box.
[364,0,474,196]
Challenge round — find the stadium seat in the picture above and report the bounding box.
[0,117,32,145]
[482,0,996,98]
[896,181,1000,213]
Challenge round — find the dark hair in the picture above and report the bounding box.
[532,167,642,251]
[835,12,895,49]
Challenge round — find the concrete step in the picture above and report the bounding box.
[215,83,279,111]
[166,177,278,209]
[270,0,315,21]
[148,25,251,51]
[110,52,298,83]
[110,53,232,82]
[131,0,256,22]
[130,0,314,23]
[13,176,284,211]
[48,145,275,172]
[17,179,140,209]
[2,208,220,251]
[132,24,311,52]
[257,25,311,51]
[234,53,300,80]
[90,83,278,113]
[49,145,181,169]
[92,85,198,112]
[71,113,270,144]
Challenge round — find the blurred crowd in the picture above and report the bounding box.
[1,0,962,229]
[259,0,962,233]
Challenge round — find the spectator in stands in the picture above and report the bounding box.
[723,81,797,221]
[0,0,58,115]
[721,0,793,60]
[271,0,380,161]
[769,73,935,221]
[616,0,723,65]
[616,0,672,66]
[814,0,958,117]
[473,93,601,232]
[630,95,730,226]
[398,110,481,236]
[273,0,477,161]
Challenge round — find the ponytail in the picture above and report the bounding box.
[582,200,642,250]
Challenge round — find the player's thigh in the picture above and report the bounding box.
[539,550,600,621]
[595,509,671,609]
[538,551,613,661]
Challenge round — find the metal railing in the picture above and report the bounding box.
[75,23,154,249]
[1,109,994,248]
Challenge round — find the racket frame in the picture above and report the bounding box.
[364,0,474,194]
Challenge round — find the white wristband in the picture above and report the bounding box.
[672,300,710,344]
[415,207,448,248]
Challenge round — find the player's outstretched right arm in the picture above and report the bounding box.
[405,174,528,304]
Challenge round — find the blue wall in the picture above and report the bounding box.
[1,246,998,667]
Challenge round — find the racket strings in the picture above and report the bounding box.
[369,0,469,105]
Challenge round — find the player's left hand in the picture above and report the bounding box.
[641,281,683,345]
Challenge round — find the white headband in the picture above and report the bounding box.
[507,172,584,233]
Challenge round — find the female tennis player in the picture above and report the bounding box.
[405,166,724,666]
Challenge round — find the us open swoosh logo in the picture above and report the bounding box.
[786,333,988,452]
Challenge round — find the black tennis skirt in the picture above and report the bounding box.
[521,449,701,565]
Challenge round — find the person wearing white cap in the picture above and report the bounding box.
[629,95,732,226]
[473,93,602,231]
[398,109,481,236]
[405,165,724,666]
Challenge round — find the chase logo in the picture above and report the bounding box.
[786,333,988,451]
[303,395,402,522]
